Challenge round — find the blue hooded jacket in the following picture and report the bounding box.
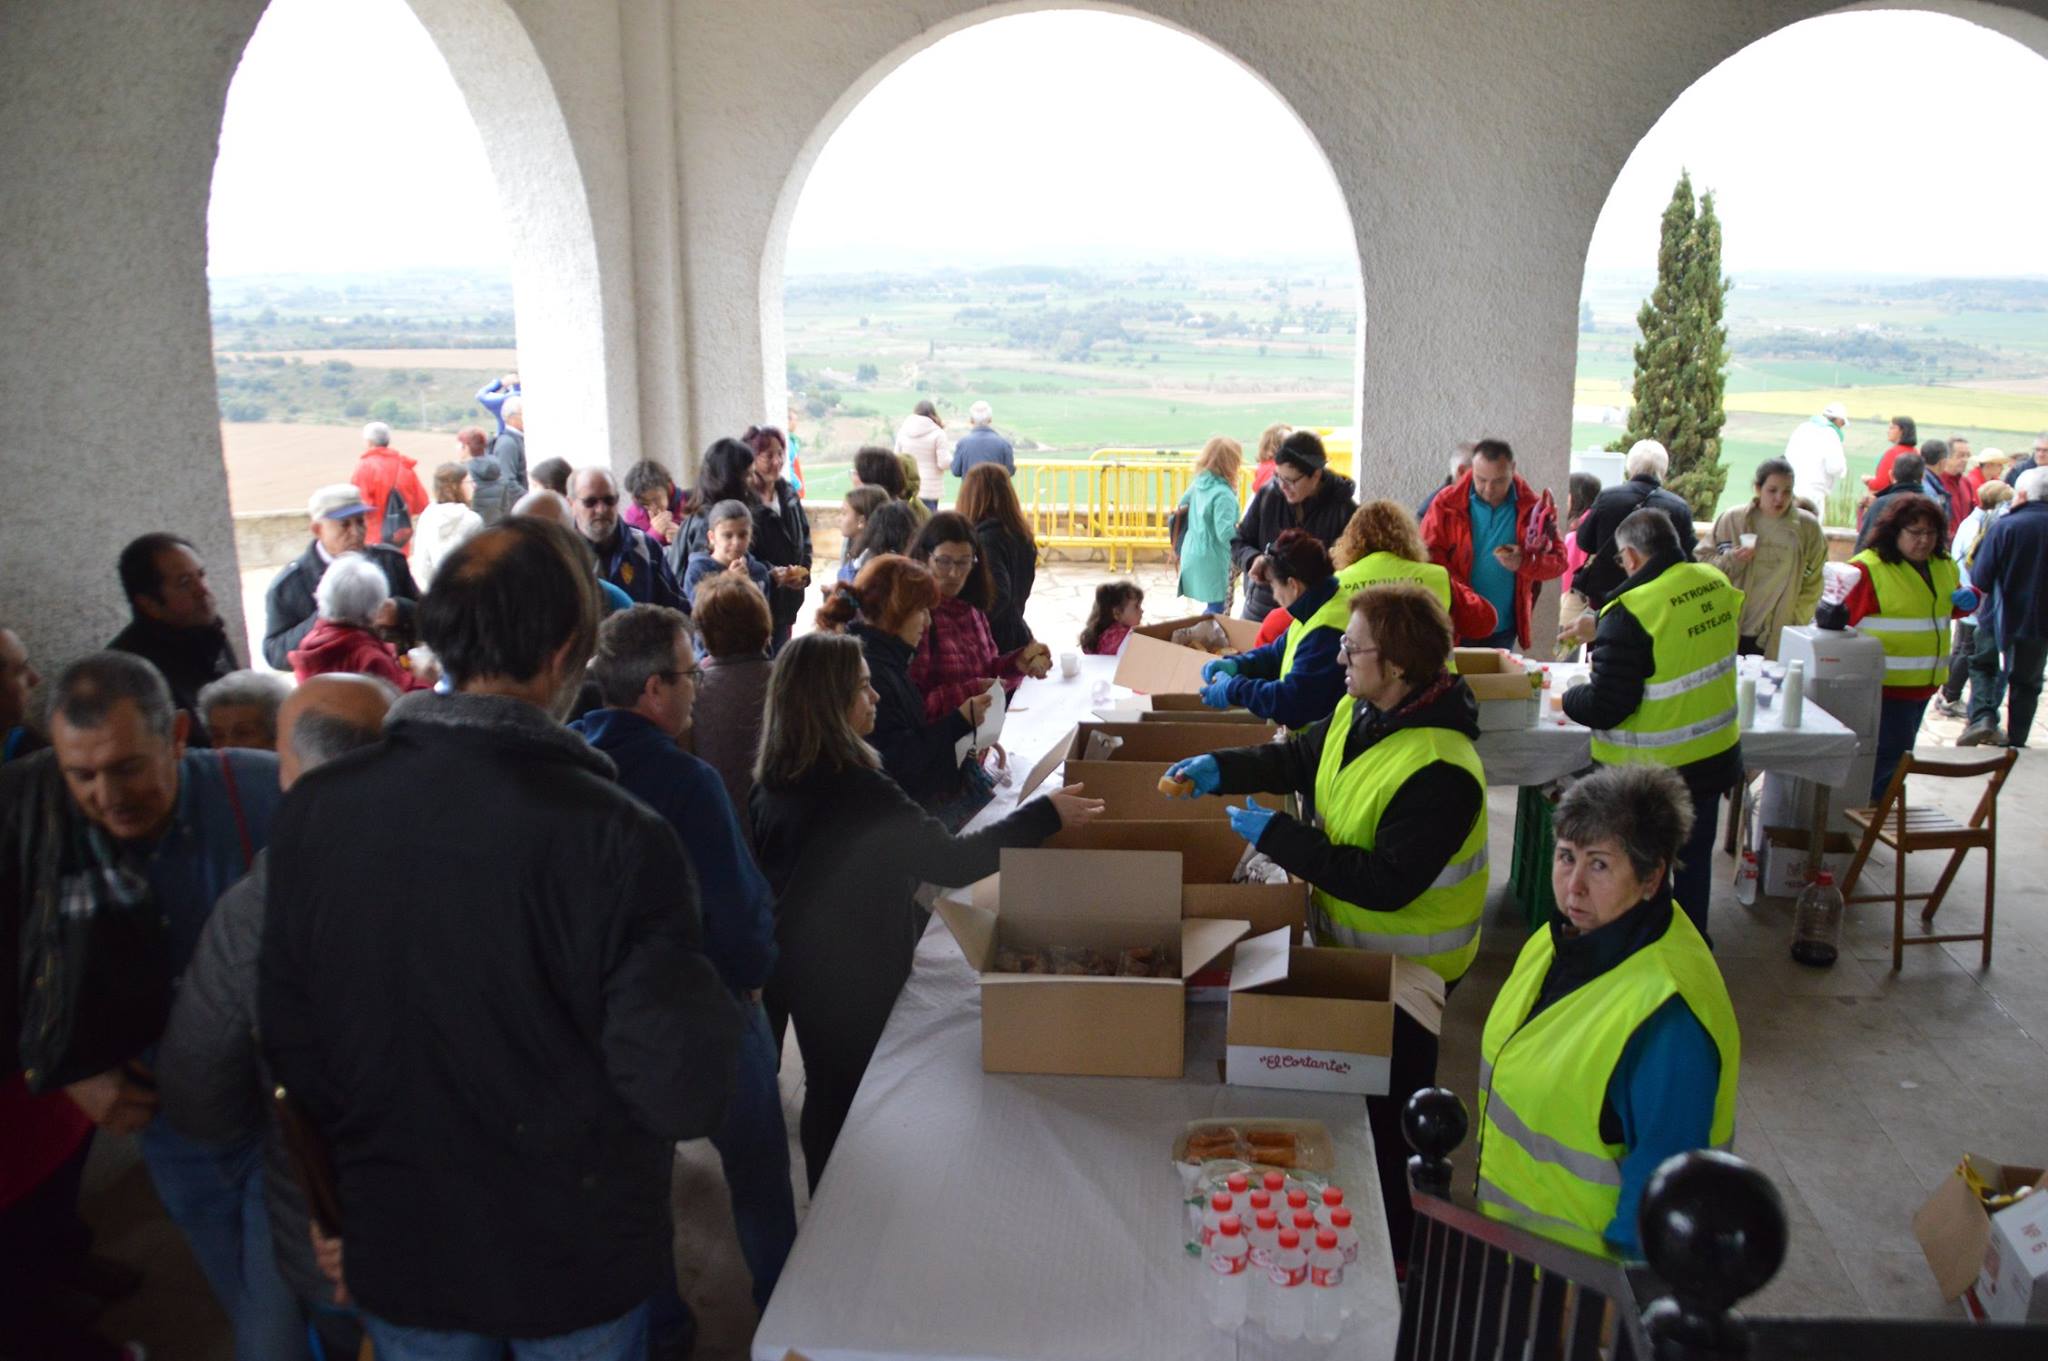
[1219,574,1348,728]
[569,707,776,992]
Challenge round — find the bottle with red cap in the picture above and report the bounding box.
[1266,1225,1308,1340]
[1307,1228,1345,1342]
[1204,1214,1249,1331]
[1315,1185,1345,1229]
[1260,1169,1287,1205]
[1284,1187,1311,1225]
[1328,1206,1361,1303]
[1247,1208,1281,1272]
[1200,1190,1235,1248]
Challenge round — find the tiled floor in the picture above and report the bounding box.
[89,558,2042,1355]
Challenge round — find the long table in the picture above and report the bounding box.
[752,656,1402,1360]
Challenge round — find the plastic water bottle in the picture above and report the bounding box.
[1307,1229,1346,1343]
[1204,1214,1249,1331]
[1245,1187,1273,1233]
[1315,1185,1345,1229]
[1247,1208,1281,1272]
[1200,1191,1234,1248]
[1791,870,1845,968]
[1329,1207,1362,1305]
[1266,1227,1308,1340]
[1782,660,1805,727]
[1737,675,1757,729]
[1260,1170,1286,1204]
[1285,1188,1311,1226]
[1225,1171,1249,1200]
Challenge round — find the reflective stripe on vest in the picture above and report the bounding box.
[1309,699,1488,982]
[1588,562,1743,770]
[1850,550,1960,690]
[1278,586,1354,680]
[1475,906,1741,1240]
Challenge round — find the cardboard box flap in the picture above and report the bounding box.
[996,847,1183,924]
[934,893,998,973]
[1020,724,1080,799]
[1115,614,1265,695]
[1045,821,1248,882]
[1181,916,1252,980]
[1227,924,1297,993]
[1390,956,1447,1037]
[1914,1168,1996,1301]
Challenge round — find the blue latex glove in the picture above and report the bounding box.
[1201,657,1239,682]
[1226,795,1277,848]
[1951,585,1981,611]
[1201,674,1237,709]
[1164,755,1221,797]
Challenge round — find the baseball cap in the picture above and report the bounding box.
[1821,402,1848,422]
[308,484,372,521]
[1972,447,2010,467]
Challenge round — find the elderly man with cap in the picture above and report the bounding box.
[1783,402,1849,513]
[157,674,398,1361]
[262,485,420,672]
[1961,445,2011,506]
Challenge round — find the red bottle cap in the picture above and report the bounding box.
[1321,1187,1344,1208]
[1287,1189,1309,1210]
[1218,1215,1242,1237]
[1815,871,1834,886]
[1317,1230,1338,1250]
[1294,1211,1317,1232]
[1248,1190,1272,1210]
[1278,1228,1300,1249]
[1226,1172,1249,1194]
[1256,1210,1279,1230]
[1331,1208,1353,1229]
[1210,1192,1232,1212]
[1262,1171,1285,1193]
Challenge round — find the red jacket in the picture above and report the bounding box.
[288,618,433,690]
[1419,469,1568,649]
[1867,443,1916,493]
[352,448,430,553]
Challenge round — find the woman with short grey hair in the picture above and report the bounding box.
[1474,764,1741,1256]
[196,670,291,750]
[288,554,436,690]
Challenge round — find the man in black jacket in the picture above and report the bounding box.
[262,485,419,670]
[259,518,741,1357]
[1230,430,1358,621]
[1572,439,1699,610]
[108,532,239,742]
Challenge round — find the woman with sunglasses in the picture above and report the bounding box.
[1166,580,1487,1256]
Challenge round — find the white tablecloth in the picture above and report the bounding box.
[752,657,1402,1361]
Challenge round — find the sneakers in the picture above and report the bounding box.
[1958,722,1997,747]
[1934,697,1967,720]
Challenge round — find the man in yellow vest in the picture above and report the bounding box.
[1562,509,1743,939]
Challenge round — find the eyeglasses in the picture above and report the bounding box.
[579,495,619,509]
[1275,470,1307,489]
[1337,636,1380,660]
[928,554,977,574]
[658,666,704,683]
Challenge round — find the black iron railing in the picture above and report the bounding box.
[1395,1087,2046,1361]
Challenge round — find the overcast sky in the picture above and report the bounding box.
[209,2,2047,280]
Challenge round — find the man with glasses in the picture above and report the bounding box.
[2004,433,2048,488]
[1229,430,1357,622]
[262,484,420,671]
[569,466,685,611]
[569,605,793,1325]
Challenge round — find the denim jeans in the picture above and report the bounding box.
[710,1001,797,1311]
[140,1122,311,1361]
[1968,621,2009,729]
[1673,774,1723,944]
[1466,625,1517,650]
[363,1302,648,1361]
[1203,600,1227,615]
[1873,695,1933,802]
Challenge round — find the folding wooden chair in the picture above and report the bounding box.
[1840,750,2016,971]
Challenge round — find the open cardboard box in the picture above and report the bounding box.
[1020,720,1279,805]
[1913,1153,2048,1322]
[1041,761,1234,822]
[1223,926,1445,1095]
[1114,612,1265,695]
[1453,647,1540,731]
[935,848,1248,1078]
[1143,694,1268,723]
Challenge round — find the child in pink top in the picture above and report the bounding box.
[1081,581,1143,655]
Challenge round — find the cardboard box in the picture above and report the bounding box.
[1454,648,1540,731]
[1019,721,1279,803]
[1048,761,1234,822]
[1914,1154,2048,1322]
[1114,613,1265,695]
[1222,926,1445,1095]
[1760,826,1856,899]
[935,848,1248,1078]
[1184,882,1309,1004]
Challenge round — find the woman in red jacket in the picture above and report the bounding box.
[288,553,438,690]
[1866,414,1920,492]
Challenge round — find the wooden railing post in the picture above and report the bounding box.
[1639,1150,1788,1361]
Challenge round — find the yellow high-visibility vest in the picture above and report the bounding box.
[1476,905,1740,1239]
[1332,552,1459,674]
[1309,696,1487,982]
[1278,586,1353,678]
[1849,550,1961,690]
[1588,562,1742,769]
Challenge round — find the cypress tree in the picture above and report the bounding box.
[1609,171,1730,516]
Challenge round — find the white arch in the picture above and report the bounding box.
[757,1,1367,446]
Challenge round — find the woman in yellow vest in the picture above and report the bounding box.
[1166,582,1487,1253]
[1196,529,1349,727]
[1843,493,1977,801]
[1331,499,1500,643]
[1477,764,1739,1254]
